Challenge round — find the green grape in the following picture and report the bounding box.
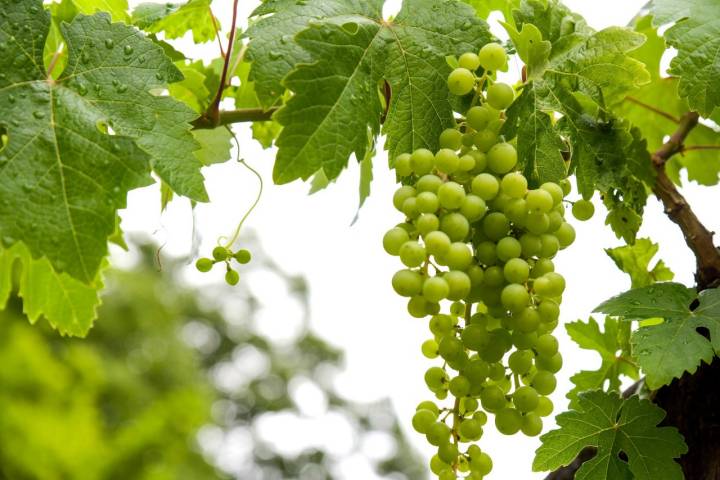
[467,105,493,131]
[496,236,522,261]
[429,314,455,336]
[512,386,539,412]
[495,408,522,435]
[393,185,416,212]
[547,211,564,232]
[395,153,413,177]
[488,362,506,381]
[439,128,463,150]
[487,143,517,174]
[449,375,471,397]
[426,422,452,446]
[525,212,550,234]
[540,182,564,206]
[457,454,471,473]
[488,118,505,134]
[501,283,529,312]
[538,300,560,323]
[560,178,571,195]
[448,67,475,95]
[392,269,424,297]
[473,411,488,426]
[438,182,466,210]
[535,352,563,373]
[545,272,566,295]
[425,367,448,391]
[213,246,230,261]
[421,339,439,359]
[482,212,510,241]
[501,172,528,198]
[402,197,420,218]
[459,51,481,70]
[555,222,576,248]
[535,334,559,357]
[430,455,450,476]
[471,173,500,200]
[503,199,527,227]
[486,82,514,110]
[519,233,542,258]
[440,212,470,241]
[383,227,410,255]
[411,148,435,175]
[439,442,460,465]
[532,371,557,395]
[516,307,540,333]
[445,270,472,300]
[225,269,240,286]
[503,258,530,284]
[399,241,426,268]
[464,357,490,382]
[458,154,476,172]
[476,241,497,266]
[460,418,483,440]
[508,350,534,375]
[418,400,440,415]
[413,409,438,433]
[450,301,465,316]
[435,148,460,173]
[531,258,555,277]
[488,192,511,212]
[423,276,450,302]
[460,194,487,221]
[416,191,439,213]
[539,234,560,258]
[425,231,451,257]
[408,296,430,318]
[478,42,507,71]
[417,174,443,193]
[572,199,595,221]
[234,249,252,264]
[417,213,440,236]
[535,396,554,417]
[445,242,473,270]
[462,325,489,351]
[467,265,485,286]
[521,412,543,437]
[438,468,457,480]
[469,150,487,173]
[512,330,538,350]
[439,336,465,362]
[482,266,505,287]
[526,189,554,213]
[195,257,214,272]
[473,129,498,152]
[480,385,506,412]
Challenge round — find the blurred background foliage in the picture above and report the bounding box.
[0,240,425,480]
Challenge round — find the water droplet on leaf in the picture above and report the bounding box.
[104,38,114,49]
[124,45,134,56]
[33,110,45,119]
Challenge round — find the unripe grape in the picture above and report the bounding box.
[399,240,426,267]
[416,174,443,193]
[439,336,464,362]
[417,400,440,415]
[393,185,416,211]
[439,128,463,150]
[516,307,541,332]
[496,236,522,261]
[467,105,494,131]
[487,143,517,174]
[539,234,560,258]
[383,227,410,255]
[392,269,423,296]
[478,42,507,71]
[460,194,487,221]
[410,148,435,175]
[535,396,554,417]
[440,212,470,241]
[531,258,555,277]
[560,178,572,195]
[508,350,534,375]
[439,441,460,465]
[421,339,439,359]
[555,222,576,248]
[521,412,543,437]
[471,173,500,200]
[402,197,419,218]
[535,334,559,357]
[486,82,514,110]
[501,283,530,312]
[547,211,564,232]
[512,386,539,412]
[394,153,412,177]
[540,182,564,205]
[495,407,522,435]
[504,257,530,284]
[572,199,595,221]
[458,153,476,172]
[447,67,475,95]
[234,249,252,264]
[469,150,487,172]
[536,352,563,373]
[532,370,557,395]
[425,366,448,391]
[423,276,450,302]
[417,213,440,235]
[445,270,472,300]
[467,265,485,285]
[438,468,456,480]
[482,212,510,240]
[526,212,550,234]
[445,242,473,270]
[195,257,213,272]
[412,409,438,433]
[225,269,240,286]
[526,189,554,213]
[473,129,498,152]
[459,418,483,440]
[408,296,429,318]
[426,421,452,446]
[435,148,460,173]
[476,241,497,266]
[512,330,538,350]
[459,52,481,71]
[415,191,438,213]
[213,246,230,261]
[480,385,506,411]
[438,181,466,210]
[501,171,528,198]
[470,450,493,475]
[538,300,560,322]
[449,375,471,397]
[520,233,542,258]
[425,231,451,257]
[482,265,505,287]
[429,314,455,336]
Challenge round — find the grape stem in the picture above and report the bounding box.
[192,107,279,129]
[206,0,240,126]
[209,6,226,59]
[46,43,65,79]
[624,96,680,124]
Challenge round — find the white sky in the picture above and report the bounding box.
[117,1,717,478]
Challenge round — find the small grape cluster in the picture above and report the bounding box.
[384,43,576,479]
[195,246,252,285]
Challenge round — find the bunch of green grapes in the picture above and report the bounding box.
[383,43,576,479]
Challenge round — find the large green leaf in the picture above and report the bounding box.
[269,0,491,184]
[462,0,520,24]
[71,0,128,22]
[605,238,674,288]
[652,0,720,116]
[534,391,687,479]
[0,242,103,337]
[131,0,217,43]
[0,1,206,282]
[595,283,720,389]
[565,317,638,409]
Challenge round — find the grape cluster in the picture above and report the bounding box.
[384,43,576,479]
[196,246,252,285]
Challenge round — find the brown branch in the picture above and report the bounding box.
[192,107,279,129]
[625,96,680,124]
[206,0,240,127]
[682,144,720,153]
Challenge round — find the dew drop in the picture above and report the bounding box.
[0,73,6,80]
[155,72,164,81]
[138,55,146,64]
[8,94,14,103]
[29,6,39,13]
[112,79,119,87]
[22,183,32,193]
[77,82,88,96]
[81,51,90,63]
[104,38,114,49]
[269,50,282,60]
[33,110,45,119]
[112,186,120,194]
[11,119,20,127]
[124,45,134,56]
[111,143,120,153]
[280,34,292,44]
[117,84,127,93]
[0,156,7,165]
[0,42,6,51]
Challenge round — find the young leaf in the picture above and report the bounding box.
[71,0,128,22]
[605,238,674,288]
[501,22,551,80]
[534,391,687,479]
[270,0,491,184]
[652,0,720,116]
[192,128,233,166]
[132,0,217,44]
[0,243,104,337]
[462,0,520,25]
[565,317,638,409]
[596,284,720,389]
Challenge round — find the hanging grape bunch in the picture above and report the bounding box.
[383,43,576,479]
[196,246,252,285]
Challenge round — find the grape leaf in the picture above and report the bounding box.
[595,283,720,389]
[271,0,491,184]
[501,22,551,80]
[168,63,210,113]
[0,242,103,337]
[192,128,232,166]
[71,0,128,22]
[565,317,638,409]
[534,391,687,479]
[0,2,206,282]
[462,0,520,24]
[652,0,720,116]
[252,121,283,149]
[246,0,383,109]
[131,0,217,44]
[605,238,674,288]
[513,0,591,51]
